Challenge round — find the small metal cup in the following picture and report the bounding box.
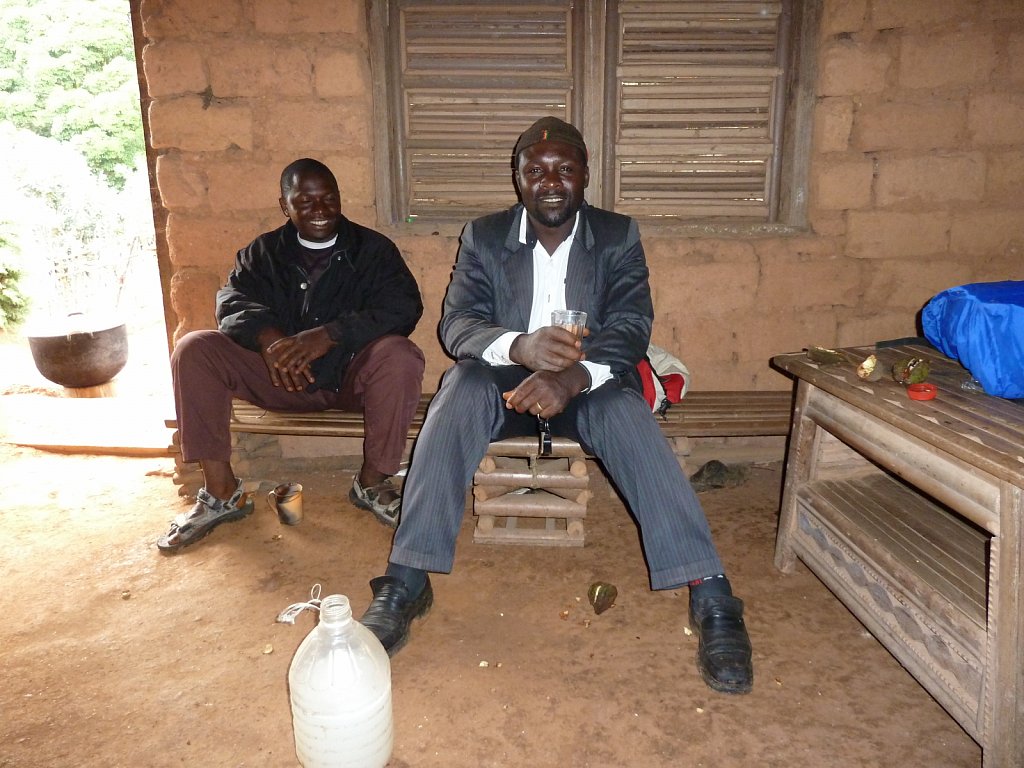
[268,482,303,525]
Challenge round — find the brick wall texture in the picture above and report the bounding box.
[135,0,1024,392]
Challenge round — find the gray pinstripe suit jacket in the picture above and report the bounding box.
[439,201,653,390]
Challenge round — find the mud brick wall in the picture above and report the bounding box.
[133,0,1024,394]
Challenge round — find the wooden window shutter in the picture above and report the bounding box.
[608,1,789,220]
[390,1,580,221]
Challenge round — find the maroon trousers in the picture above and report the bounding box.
[171,330,425,475]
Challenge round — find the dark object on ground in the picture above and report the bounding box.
[587,582,618,615]
[689,460,750,493]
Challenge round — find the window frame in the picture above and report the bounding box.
[367,0,816,234]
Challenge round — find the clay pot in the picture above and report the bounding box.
[27,318,129,389]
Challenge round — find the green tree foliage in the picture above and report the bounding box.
[1,124,154,326]
[0,222,29,330]
[0,0,143,189]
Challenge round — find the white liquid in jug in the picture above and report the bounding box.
[288,594,393,768]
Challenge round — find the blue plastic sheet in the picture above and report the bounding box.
[921,281,1024,399]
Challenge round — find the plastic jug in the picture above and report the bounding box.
[288,594,393,768]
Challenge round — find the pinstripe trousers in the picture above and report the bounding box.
[390,360,725,589]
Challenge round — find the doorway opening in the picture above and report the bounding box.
[0,0,172,451]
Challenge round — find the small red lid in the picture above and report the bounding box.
[907,383,937,401]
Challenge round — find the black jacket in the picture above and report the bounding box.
[216,216,423,392]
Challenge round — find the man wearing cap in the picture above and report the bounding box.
[357,118,754,694]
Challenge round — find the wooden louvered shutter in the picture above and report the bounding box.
[390,1,580,221]
[608,1,789,221]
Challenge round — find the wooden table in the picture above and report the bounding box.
[772,344,1024,768]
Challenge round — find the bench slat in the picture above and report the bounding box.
[225,389,792,439]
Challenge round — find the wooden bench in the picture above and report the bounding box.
[227,390,793,441]
[218,390,792,546]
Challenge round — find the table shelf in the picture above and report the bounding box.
[799,470,988,632]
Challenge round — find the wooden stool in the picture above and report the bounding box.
[472,436,592,547]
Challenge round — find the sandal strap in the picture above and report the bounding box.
[173,480,247,532]
[354,478,399,502]
[350,476,402,527]
[363,478,397,495]
[225,479,246,507]
[195,478,245,510]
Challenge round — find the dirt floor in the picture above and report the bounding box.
[0,332,984,768]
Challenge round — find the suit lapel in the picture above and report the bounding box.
[499,206,533,331]
[499,204,597,329]
[565,205,596,313]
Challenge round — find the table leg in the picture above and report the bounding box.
[985,483,1024,767]
[774,380,815,573]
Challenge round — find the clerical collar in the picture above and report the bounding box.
[297,233,337,250]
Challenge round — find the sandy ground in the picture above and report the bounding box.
[0,331,983,768]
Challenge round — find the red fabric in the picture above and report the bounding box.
[637,357,658,408]
[661,374,686,403]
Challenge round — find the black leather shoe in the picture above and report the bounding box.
[689,594,753,694]
[359,575,433,656]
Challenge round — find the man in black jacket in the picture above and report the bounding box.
[356,118,754,695]
[158,158,424,552]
